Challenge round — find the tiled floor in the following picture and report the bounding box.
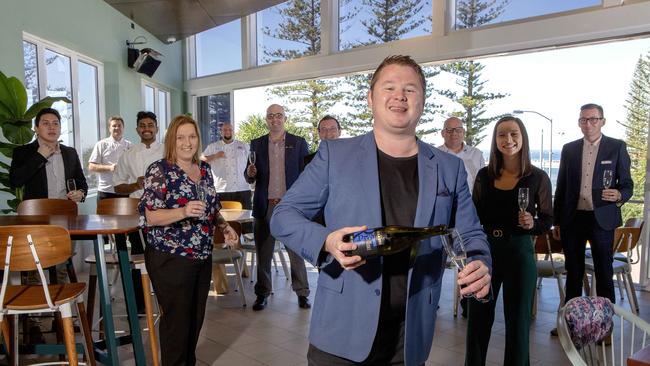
[15,258,650,365]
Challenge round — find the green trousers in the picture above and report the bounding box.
[465,234,536,366]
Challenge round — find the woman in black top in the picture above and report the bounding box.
[465,116,552,366]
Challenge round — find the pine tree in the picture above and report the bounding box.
[621,51,650,221]
[341,0,439,137]
[436,0,509,146]
[262,0,344,149]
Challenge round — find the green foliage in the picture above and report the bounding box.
[340,0,439,137]
[0,70,71,212]
[437,0,509,146]
[261,0,321,63]
[621,50,650,222]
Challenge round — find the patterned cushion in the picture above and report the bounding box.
[564,296,614,349]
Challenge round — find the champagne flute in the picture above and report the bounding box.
[441,228,490,303]
[518,187,529,212]
[248,151,256,165]
[603,169,613,189]
[66,178,76,193]
[196,180,208,220]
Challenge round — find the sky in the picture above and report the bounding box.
[233,37,650,155]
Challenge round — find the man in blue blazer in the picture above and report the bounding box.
[271,56,491,366]
[553,103,633,306]
[245,104,311,311]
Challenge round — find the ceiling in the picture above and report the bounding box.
[104,0,286,43]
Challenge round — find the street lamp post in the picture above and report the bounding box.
[513,110,553,181]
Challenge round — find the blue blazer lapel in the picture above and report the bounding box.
[260,135,270,178]
[359,133,383,228]
[414,140,437,228]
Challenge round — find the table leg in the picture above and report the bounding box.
[93,235,119,365]
[114,233,146,366]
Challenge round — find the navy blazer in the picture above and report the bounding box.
[245,133,309,218]
[9,140,88,201]
[270,133,490,365]
[553,135,633,231]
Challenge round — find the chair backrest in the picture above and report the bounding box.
[558,296,650,366]
[625,217,643,228]
[534,231,563,254]
[0,225,72,271]
[17,198,78,216]
[96,197,140,215]
[220,200,243,210]
[213,221,242,245]
[613,227,641,253]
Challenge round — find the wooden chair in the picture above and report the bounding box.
[586,227,642,314]
[85,197,160,366]
[533,230,566,318]
[219,200,243,209]
[0,225,95,366]
[212,221,247,307]
[17,198,78,216]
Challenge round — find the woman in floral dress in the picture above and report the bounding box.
[139,115,238,365]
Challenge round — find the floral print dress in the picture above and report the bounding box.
[139,159,219,260]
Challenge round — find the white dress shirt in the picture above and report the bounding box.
[88,136,132,193]
[113,142,163,198]
[437,143,485,192]
[202,139,251,193]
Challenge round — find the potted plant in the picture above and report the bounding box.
[0,70,70,213]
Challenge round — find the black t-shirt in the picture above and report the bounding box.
[368,148,418,362]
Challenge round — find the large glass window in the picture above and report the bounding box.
[78,61,100,192]
[44,49,73,146]
[142,81,170,141]
[339,0,432,50]
[195,19,243,77]
[23,41,39,107]
[196,93,231,149]
[454,0,601,30]
[22,35,104,193]
[257,0,321,66]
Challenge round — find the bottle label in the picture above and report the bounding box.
[351,229,383,253]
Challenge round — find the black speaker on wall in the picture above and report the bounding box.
[127,48,162,77]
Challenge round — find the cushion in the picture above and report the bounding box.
[564,296,614,349]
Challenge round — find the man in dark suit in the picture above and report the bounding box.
[245,103,311,311]
[10,107,87,202]
[553,103,633,307]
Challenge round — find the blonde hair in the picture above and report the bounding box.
[164,115,202,164]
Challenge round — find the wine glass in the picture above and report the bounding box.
[518,187,529,212]
[248,151,256,165]
[196,180,208,220]
[603,170,613,189]
[66,178,76,193]
[441,228,490,303]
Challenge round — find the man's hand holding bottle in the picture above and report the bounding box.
[325,225,368,270]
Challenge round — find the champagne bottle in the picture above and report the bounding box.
[342,225,448,258]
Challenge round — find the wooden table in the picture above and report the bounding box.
[629,344,650,366]
[0,215,146,366]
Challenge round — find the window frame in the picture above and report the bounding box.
[141,79,171,141]
[23,32,106,148]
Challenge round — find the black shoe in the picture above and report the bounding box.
[298,296,311,309]
[550,327,558,337]
[252,296,267,311]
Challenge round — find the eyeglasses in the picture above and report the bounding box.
[319,127,339,133]
[578,117,604,125]
[443,127,464,134]
[266,113,285,120]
